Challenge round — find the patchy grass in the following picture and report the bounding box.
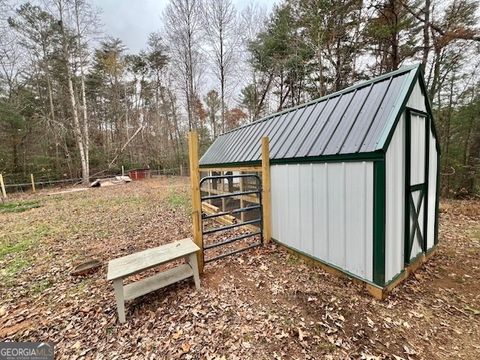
[0,224,52,260]
[1,257,31,284]
[0,200,41,214]
[30,279,53,295]
[0,239,31,260]
[0,179,478,360]
[166,190,190,213]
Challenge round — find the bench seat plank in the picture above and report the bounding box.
[123,264,194,301]
[107,238,199,280]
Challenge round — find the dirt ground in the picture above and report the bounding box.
[0,177,479,359]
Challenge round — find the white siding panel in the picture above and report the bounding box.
[385,114,405,282]
[345,162,374,279]
[410,114,425,185]
[327,163,346,267]
[313,164,328,260]
[427,129,438,250]
[406,79,427,112]
[271,166,281,241]
[287,165,301,249]
[299,165,314,255]
[271,162,374,282]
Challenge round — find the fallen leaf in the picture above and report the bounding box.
[181,342,191,353]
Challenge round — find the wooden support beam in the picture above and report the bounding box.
[200,187,260,204]
[201,202,260,232]
[262,137,272,243]
[31,174,36,193]
[239,172,245,222]
[0,174,6,199]
[221,171,226,212]
[188,132,204,273]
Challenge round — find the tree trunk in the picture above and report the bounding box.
[422,0,431,69]
[75,0,90,181]
[58,0,89,184]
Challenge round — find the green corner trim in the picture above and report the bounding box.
[373,159,386,286]
[434,150,440,244]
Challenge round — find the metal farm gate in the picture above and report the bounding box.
[200,173,263,263]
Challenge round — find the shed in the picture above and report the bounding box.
[128,168,151,180]
[198,64,440,296]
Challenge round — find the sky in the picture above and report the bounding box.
[91,0,278,54]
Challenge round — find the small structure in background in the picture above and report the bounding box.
[128,168,151,180]
[197,64,440,299]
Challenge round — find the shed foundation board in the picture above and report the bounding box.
[276,240,437,300]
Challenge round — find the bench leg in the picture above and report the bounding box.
[113,278,126,323]
[187,253,201,290]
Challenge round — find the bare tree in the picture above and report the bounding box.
[73,0,93,182]
[164,0,204,130]
[56,0,89,184]
[202,0,238,133]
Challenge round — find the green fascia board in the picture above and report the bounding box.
[379,65,420,151]
[417,66,441,154]
[373,159,386,286]
[199,151,384,169]
[380,64,441,155]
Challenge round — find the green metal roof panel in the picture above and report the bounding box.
[199,65,422,166]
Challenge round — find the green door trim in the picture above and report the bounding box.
[404,109,429,265]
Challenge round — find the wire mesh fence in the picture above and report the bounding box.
[0,165,188,195]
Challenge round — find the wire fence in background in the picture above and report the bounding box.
[0,166,188,197]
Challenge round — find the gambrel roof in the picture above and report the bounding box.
[200,64,431,166]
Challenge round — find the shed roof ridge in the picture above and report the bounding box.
[218,64,420,138]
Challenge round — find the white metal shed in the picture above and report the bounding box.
[199,64,440,295]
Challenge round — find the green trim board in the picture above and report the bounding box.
[373,159,386,286]
[434,150,440,245]
[423,113,430,253]
[199,151,384,169]
[404,109,412,265]
[378,66,420,151]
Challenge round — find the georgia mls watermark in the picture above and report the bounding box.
[0,343,54,360]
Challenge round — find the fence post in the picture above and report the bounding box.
[180,164,183,177]
[31,174,36,193]
[0,174,6,199]
[262,137,271,243]
[121,166,125,176]
[189,132,204,274]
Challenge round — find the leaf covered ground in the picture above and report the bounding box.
[0,178,479,359]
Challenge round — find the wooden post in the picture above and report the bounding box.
[30,174,36,193]
[121,166,125,176]
[262,137,271,243]
[239,172,245,222]
[188,132,204,273]
[0,174,6,199]
[207,171,212,204]
[180,164,183,177]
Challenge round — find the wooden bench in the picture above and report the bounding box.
[107,238,201,323]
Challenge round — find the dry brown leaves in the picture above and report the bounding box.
[0,179,479,359]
